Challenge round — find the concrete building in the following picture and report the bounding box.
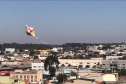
[59,59,102,68]
[32,62,44,72]
[94,73,118,83]
[91,58,103,60]
[10,70,43,83]
[87,45,98,51]
[102,60,126,69]
[5,48,15,53]
[106,56,123,60]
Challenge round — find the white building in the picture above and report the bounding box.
[95,73,118,82]
[23,54,30,58]
[32,62,44,71]
[52,47,58,52]
[91,58,103,60]
[0,55,4,61]
[5,48,15,53]
[106,56,123,60]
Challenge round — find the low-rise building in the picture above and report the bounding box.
[32,62,44,72]
[59,59,102,68]
[106,56,123,60]
[102,60,126,69]
[10,70,43,83]
[5,48,15,53]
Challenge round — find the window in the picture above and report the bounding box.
[35,75,37,78]
[31,75,33,78]
[85,65,90,68]
[38,66,41,68]
[35,75,37,81]
[20,75,22,78]
[94,63,96,64]
[65,62,68,64]
[102,64,105,65]
[15,75,18,78]
[33,66,37,68]
[122,64,125,66]
[87,63,90,64]
[80,62,83,64]
[27,75,29,78]
[24,75,26,78]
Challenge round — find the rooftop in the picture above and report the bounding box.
[13,70,41,74]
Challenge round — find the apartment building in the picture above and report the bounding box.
[32,62,44,71]
[102,60,126,69]
[59,59,102,68]
[10,70,43,83]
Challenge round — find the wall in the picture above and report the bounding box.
[59,59,102,68]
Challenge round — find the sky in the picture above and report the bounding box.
[0,1,126,44]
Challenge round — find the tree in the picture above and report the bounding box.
[118,69,126,76]
[19,48,23,52]
[101,81,106,84]
[119,56,126,60]
[29,50,34,56]
[56,73,68,83]
[33,56,39,59]
[68,64,72,67]
[61,64,65,67]
[44,55,59,77]
[97,62,101,68]
[71,71,77,76]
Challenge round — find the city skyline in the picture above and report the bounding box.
[0,1,126,44]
